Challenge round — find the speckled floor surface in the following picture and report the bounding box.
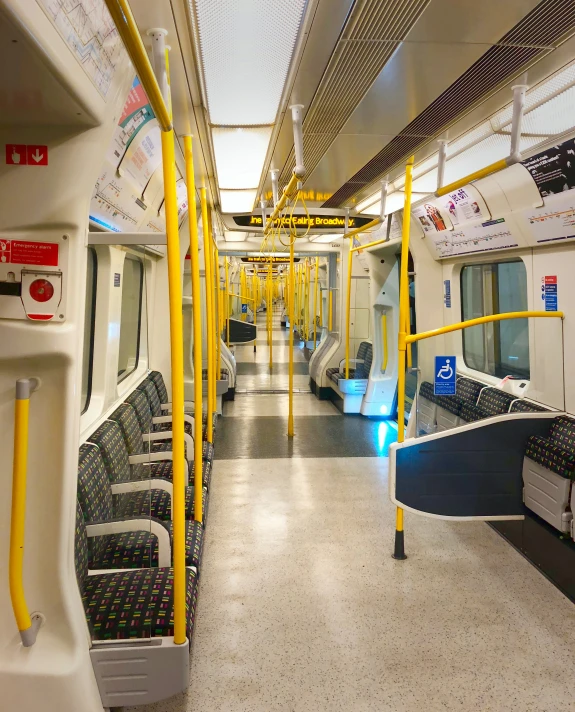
[126,303,575,711]
[127,456,575,712]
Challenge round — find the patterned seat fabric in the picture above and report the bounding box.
[75,502,197,641]
[510,399,548,413]
[77,446,205,567]
[460,387,514,423]
[147,372,214,427]
[327,342,372,384]
[525,416,575,479]
[149,456,212,490]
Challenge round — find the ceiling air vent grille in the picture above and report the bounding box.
[324,0,575,207]
[278,0,431,188]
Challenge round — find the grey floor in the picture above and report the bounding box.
[127,304,575,712]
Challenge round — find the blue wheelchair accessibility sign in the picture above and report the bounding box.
[434,356,456,395]
[241,303,248,313]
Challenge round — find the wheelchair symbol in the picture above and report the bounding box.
[437,359,454,380]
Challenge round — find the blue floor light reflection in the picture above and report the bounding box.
[377,420,398,453]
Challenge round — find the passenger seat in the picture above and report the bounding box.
[75,501,198,642]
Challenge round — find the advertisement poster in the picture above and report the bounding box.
[442,186,487,226]
[522,138,575,197]
[388,213,403,241]
[413,202,453,233]
[522,189,575,244]
[429,218,518,258]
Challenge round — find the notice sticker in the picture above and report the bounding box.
[0,239,58,266]
[542,275,558,311]
[444,279,451,308]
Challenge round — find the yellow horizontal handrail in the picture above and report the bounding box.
[351,236,388,253]
[10,378,40,647]
[228,292,255,303]
[344,218,381,242]
[435,157,508,198]
[104,0,172,132]
[263,174,300,235]
[404,310,564,346]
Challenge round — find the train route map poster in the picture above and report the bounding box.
[522,139,575,197]
[522,189,575,244]
[37,0,123,98]
[429,218,519,258]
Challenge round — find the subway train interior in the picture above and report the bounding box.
[4,0,575,710]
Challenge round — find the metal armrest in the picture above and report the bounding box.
[147,426,194,456]
[338,358,364,373]
[86,518,171,567]
[161,401,196,412]
[130,451,172,463]
[153,413,195,428]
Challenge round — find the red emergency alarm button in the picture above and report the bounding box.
[29,278,54,303]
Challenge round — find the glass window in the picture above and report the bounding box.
[81,248,97,413]
[118,255,144,382]
[461,260,529,379]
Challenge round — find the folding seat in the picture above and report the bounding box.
[326,341,372,388]
[523,416,575,533]
[138,377,216,461]
[459,386,514,423]
[77,444,203,569]
[75,500,198,641]
[416,381,438,434]
[86,420,208,525]
[127,385,214,463]
[148,371,217,441]
[111,402,212,490]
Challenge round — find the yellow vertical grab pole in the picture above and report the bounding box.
[161,128,188,640]
[288,240,295,437]
[393,155,414,562]
[200,188,214,444]
[313,257,319,346]
[224,258,230,346]
[345,242,353,378]
[328,289,333,331]
[214,246,221,381]
[183,135,203,525]
[10,378,42,647]
[269,259,273,370]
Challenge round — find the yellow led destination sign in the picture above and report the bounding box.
[241,256,295,264]
[233,214,373,231]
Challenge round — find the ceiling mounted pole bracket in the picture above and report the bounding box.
[290,104,306,179]
[379,178,389,222]
[436,140,448,192]
[146,28,170,109]
[270,170,279,208]
[509,77,529,165]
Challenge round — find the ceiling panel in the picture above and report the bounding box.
[340,41,493,138]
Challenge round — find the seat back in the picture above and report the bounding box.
[149,371,169,404]
[137,378,163,417]
[110,403,145,457]
[75,500,89,590]
[87,420,142,483]
[550,416,575,449]
[77,444,114,564]
[354,342,373,379]
[510,399,548,413]
[126,388,154,436]
[477,387,515,416]
[456,377,483,405]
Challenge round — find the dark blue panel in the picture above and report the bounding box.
[396,417,554,517]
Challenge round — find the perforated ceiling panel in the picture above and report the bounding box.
[191,0,306,126]
[278,0,431,186]
[323,0,575,207]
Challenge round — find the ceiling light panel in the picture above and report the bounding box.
[224,230,248,242]
[213,127,272,189]
[220,190,258,213]
[192,0,307,125]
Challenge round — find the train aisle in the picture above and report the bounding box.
[128,307,575,712]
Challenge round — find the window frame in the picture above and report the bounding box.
[460,259,530,380]
[117,254,144,384]
[81,247,98,414]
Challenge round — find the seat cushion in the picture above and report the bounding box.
[150,439,214,462]
[478,388,514,416]
[525,435,575,479]
[327,367,356,384]
[202,368,229,380]
[82,566,198,641]
[90,520,204,570]
[149,457,212,490]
